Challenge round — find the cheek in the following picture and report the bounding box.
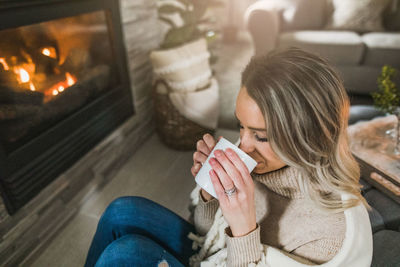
[256,143,285,167]
[247,144,270,166]
[257,143,273,161]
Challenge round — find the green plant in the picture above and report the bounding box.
[371,65,400,115]
[157,0,223,49]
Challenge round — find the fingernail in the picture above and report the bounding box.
[214,150,222,156]
[209,158,216,165]
[226,148,234,155]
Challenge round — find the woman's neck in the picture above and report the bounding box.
[252,166,305,199]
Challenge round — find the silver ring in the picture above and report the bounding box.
[224,186,237,196]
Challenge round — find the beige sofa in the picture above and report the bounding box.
[245,0,400,105]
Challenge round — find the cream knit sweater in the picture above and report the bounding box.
[193,166,346,266]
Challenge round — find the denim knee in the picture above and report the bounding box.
[94,234,143,267]
[100,196,150,223]
[95,234,176,267]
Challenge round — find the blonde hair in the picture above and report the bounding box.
[241,48,368,212]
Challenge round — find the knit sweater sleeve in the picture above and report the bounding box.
[225,224,261,267]
[193,191,219,235]
[291,237,344,264]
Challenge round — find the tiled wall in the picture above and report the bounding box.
[0,0,161,265]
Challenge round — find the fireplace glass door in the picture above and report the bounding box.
[0,0,133,215]
[0,11,118,153]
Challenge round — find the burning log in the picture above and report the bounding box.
[18,25,60,63]
[0,64,111,144]
[82,65,110,96]
[33,52,60,76]
[61,48,91,74]
[0,69,19,88]
[0,25,61,95]
[0,86,44,105]
[32,72,67,93]
[43,64,110,118]
[0,28,31,65]
[41,81,91,121]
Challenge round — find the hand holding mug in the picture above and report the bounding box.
[194,138,258,236]
[209,148,257,237]
[191,133,219,201]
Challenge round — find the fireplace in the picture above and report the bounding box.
[0,0,134,214]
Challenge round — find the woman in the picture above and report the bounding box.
[84,48,372,267]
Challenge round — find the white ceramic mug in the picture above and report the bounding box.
[194,137,257,199]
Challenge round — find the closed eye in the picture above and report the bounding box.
[238,122,268,142]
[254,134,268,142]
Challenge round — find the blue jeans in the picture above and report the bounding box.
[84,196,197,267]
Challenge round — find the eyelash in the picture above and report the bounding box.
[238,123,269,143]
[255,135,269,143]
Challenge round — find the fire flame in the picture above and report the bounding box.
[46,72,77,98]
[14,67,30,83]
[1,51,76,100]
[1,57,38,90]
[29,82,36,91]
[42,48,50,56]
[41,47,57,59]
[0,58,9,70]
[66,72,76,86]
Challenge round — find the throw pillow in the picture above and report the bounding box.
[383,0,400,31]
[325,0,391,32]
[281,0,327,31]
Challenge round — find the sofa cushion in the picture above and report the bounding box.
[371,230,400,267]
[361,33,400,67]
[364,189,400,230]
[368,206,386,233]
[245,0,327,33]
[335,65,399,96]
[349,105,385,125]
[359,177,373,193]
[278,31,364,64]
[325,0,391,33]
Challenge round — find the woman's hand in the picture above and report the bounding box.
[191,134,219,201]
[209,148,257,237]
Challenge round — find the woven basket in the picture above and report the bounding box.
[152,79,215,150]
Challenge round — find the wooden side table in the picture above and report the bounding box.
[348,115,400,204]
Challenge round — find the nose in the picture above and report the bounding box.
[239,130,255,153]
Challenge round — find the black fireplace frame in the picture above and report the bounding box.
[0,0,135,214]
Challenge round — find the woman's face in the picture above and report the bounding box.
[235,87,287,174]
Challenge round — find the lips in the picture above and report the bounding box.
[255,162,263,168]
[255,161,266,169]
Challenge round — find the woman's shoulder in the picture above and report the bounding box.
[286,200,346,237]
